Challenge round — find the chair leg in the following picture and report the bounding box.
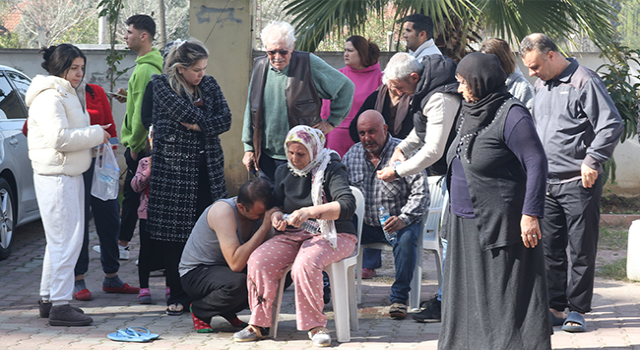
[356,246,364,304]
[269,272,288,339]
[326,264,351,342]
[409,243,423,311]
[347,265,359,331]
[435,247,443,290]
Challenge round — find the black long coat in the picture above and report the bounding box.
[147,74,231,242]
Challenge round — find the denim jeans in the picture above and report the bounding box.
[75,157,121,276]
[361,222,420,304]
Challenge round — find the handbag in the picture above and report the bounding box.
[91,144,120,201]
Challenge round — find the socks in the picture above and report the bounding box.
[103,275,125,288]
[74,279,87,294]
[223,314,247,328]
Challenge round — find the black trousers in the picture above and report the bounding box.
[258,154,286,185]
[121,148,142,242]
[541,176,602,314]
[181,264,248,322]
[156,240,191,306]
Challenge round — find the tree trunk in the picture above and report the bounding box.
[157,0,167,48]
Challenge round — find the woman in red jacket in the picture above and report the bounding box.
[72,83,139,300]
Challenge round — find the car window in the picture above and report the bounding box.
[0,71,27,119]
[6,70,30,100]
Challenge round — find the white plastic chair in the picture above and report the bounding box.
[356,175,447,311]
[269,186,365,343]
[411,175,448,310]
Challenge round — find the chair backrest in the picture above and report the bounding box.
[421,176,446,241]
[350,186,365,256]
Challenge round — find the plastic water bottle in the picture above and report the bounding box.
[283,214,321,234]
[393,160,402,168]
[378,206,397,243]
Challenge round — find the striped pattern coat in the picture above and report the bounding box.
[147,74,231,242]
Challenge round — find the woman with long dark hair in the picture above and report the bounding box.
[26,44,110,326]
[147,39,232,315]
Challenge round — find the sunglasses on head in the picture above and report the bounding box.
[267,49,290,56]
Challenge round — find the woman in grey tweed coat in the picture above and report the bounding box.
[147,39,231,315]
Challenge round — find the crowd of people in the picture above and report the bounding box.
[24,11,623,349]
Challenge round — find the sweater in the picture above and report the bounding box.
[242,53,355,160]
[25,75,105,176]
[321,63,383,156]
[273,153,356,235]
[121,48,163,153]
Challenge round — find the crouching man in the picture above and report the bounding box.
[179,178,277,333]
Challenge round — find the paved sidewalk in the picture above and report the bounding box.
[1,219,639,349]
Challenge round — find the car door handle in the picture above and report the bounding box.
[9,138,18,145]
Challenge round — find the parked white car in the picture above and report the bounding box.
[0,65,40,260]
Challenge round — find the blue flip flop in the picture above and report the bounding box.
[107,327,159,342]
[550,311,565,326]
[125,327,159,341]
[562,311,587,332]
[108,329,149,342]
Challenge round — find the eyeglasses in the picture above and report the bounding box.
[267,49,290,56]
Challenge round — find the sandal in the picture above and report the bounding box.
[190,305,213,333]
[166,303,184,316]
[562,311,587,332]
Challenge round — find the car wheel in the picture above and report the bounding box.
[0,178,15,260]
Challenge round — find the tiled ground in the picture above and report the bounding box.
[1,219,639,349]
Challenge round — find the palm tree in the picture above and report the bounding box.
[282,0,621,61]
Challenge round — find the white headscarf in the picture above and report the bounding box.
[285,125,339,248]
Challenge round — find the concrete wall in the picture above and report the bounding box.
[2,47,639,195]
[190,0,253,194]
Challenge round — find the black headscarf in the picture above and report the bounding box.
[456,52,509,137]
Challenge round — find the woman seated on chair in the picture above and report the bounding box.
[233,125,358,347]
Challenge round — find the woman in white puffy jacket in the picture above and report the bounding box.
[25,44,109,327]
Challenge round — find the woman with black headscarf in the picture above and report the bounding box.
[438,52,552,349]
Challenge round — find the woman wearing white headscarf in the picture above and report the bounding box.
[234,125,358,347]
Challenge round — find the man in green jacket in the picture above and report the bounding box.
[112,14,163,258]
[241,21,354,183]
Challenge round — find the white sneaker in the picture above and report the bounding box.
[91,245,130,260]
[118,245,130,260]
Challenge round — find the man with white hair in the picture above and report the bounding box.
[367,52,461,323]
[242,21,355,183]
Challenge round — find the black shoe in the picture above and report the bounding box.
[49,304,93,326]
[38,300,84,318]
[419,295,438,309]
[412,299,441,323]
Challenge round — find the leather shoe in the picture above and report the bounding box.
[103,283,140,294]
[361,268,377,279]
[74,288,92,301]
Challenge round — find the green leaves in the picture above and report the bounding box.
[97,0,126,102]
[281,0,622,60]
